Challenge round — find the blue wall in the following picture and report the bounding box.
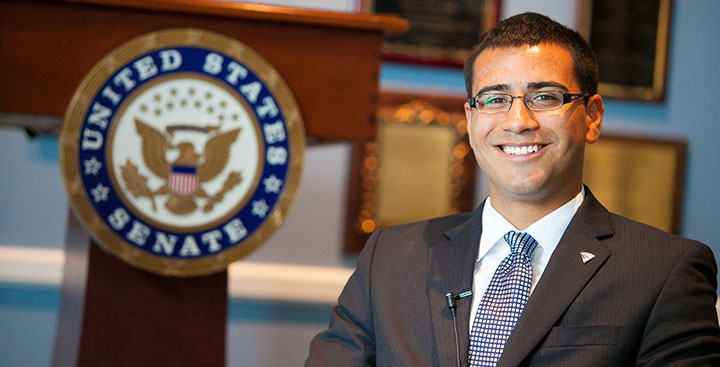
[601,2,720,248]
[0,285,59,367]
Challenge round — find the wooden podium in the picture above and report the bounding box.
[0,1,406,365]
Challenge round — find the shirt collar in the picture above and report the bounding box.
[477,187,585,262]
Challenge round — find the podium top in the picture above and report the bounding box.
[59,0,409,33]
[1,0,407,140]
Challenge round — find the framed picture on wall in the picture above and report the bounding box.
[344,93,475,253]
[362,0,500,67]
[583,134,686,234]
[577,0,673,101]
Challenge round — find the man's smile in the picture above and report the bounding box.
[498,144,547,156]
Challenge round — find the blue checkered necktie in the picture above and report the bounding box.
[468,231,538,367]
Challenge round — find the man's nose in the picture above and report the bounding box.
[501,96,539,133]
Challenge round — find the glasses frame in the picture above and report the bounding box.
[468,91,590,114]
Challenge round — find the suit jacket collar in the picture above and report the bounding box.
[498,187,614,366]
[428,200,485,367]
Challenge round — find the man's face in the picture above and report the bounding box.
[464,43,603,209]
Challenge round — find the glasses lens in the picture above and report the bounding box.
[476,93,512,112]
[526,91,563,110]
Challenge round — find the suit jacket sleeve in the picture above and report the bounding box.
[637,240,720,366]
[305,230,381,366]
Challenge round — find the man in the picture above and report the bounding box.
[306,12,720,366]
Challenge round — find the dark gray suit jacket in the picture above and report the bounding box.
[306,190,720,366]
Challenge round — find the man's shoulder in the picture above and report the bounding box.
[606,212,712,259]
[573,192,713,271]
[373,211,475,246]
[581,189,706,249]
[609,211,699,243]
[385,212,473,233]
[389,211,474,230]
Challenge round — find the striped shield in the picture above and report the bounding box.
[169,165,197,195]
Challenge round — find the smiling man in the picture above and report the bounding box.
[306,12,720,366]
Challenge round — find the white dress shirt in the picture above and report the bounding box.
[468,188,585,329]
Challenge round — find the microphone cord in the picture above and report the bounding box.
[445,290,472,367]
[452,310,461,367]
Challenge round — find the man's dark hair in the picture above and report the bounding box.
[463,12,598,98]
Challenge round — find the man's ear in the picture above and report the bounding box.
[584,94,604,144]
[464,101,473,131]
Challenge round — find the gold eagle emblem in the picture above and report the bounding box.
[120,118,242,215]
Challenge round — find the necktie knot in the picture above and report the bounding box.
[504,231,538,259]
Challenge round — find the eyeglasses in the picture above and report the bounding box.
[468,90,590,114]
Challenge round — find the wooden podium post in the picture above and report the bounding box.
[55,214,228,366]
[0,1,407,365]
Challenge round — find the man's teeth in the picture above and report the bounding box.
[503,145,540,155]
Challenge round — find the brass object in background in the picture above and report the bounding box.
[584,134,686,234]
[345,93,475,253]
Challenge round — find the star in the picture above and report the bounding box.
[83,156,103,176]
[90,184,110,203]
[189,87,196,96]
[251,199,269,218]
[170,88,178,96]
[263,174,283,194]
[154,94,161,102]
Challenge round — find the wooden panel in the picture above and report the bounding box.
[0,0,408,140]
[77,242,228,366]
[52,211,228,366]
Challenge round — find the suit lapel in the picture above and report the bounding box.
[428,204,484,367]
[498,190,614,367]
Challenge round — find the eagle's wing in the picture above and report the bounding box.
[198,128,241,182]
[134,118,171,179]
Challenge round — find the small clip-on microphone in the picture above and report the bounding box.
[445,291,472,367]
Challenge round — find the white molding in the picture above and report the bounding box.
[228,262,351,305]
[5,245,717,320]
[0,245,719,320]
[0,245,64,287]
[0,245,351,305]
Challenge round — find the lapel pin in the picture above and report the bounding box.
[580,251,595,264]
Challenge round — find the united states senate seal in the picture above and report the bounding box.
[60,29,305,276]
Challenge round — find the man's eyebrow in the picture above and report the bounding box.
[474,82,571,96]
[527,81,569,91]
[475,84,509,95]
